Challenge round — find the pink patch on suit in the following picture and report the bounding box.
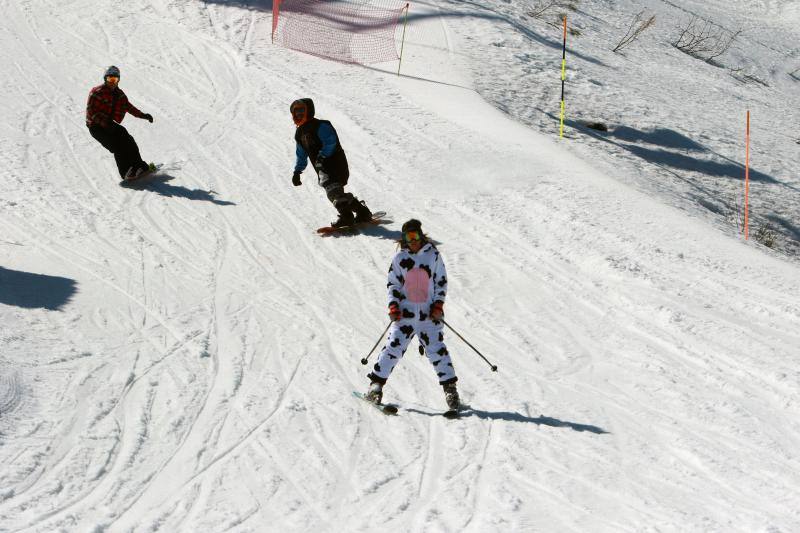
[405,268,430,303]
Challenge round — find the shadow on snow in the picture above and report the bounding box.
[404,406,609,434]
[321,223,400,242]
[120,174,236,206]
[0,267,77,311]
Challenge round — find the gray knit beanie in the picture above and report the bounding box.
[104,65,120,79]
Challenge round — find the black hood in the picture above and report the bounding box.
[290,98,315,120]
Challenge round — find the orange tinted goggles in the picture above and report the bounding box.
[404,231,421,242]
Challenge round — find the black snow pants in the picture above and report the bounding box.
[88,122,146,178]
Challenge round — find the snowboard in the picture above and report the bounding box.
[317,211,388,235]
[119,163,161,185]
[352,391,398,415]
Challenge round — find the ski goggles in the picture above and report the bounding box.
[404,231,421,242]
[105,76,119,82]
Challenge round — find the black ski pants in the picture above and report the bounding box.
[88,122,146,178]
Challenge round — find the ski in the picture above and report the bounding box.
[352,391,398,415]
[317,211,388,235]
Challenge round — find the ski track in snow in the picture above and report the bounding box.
[1,0,799,532]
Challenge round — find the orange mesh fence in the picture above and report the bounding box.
[273,0,407,65]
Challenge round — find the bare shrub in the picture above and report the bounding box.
[724,197,744,233]
[755,223,777,248]
[526,1,580,33]
[672,16,742,62]
[527,1,578,19]
[613,10,656,53]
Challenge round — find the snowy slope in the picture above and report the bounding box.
[1,0,799,532]
[446,0,800,256]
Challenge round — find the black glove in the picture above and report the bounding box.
[314,156,326,172]
[292,172,302,186]
[142,113,154,123]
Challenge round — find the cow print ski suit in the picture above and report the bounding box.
[368,242,458,385]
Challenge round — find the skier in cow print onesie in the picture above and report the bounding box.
[365,219,460,411]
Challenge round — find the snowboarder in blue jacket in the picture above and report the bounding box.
[290,98,373,227]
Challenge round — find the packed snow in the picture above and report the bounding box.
[1,0,799,531]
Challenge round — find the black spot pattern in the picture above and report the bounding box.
[437,346,449,356]
[438,332,444,342]
[374,363,382,372]
[400,325,414,338]
[399,257,416,270]
[437,276,447,287]
[390,337,401,348]
[419,264,432,278]
[402,309,415,319]
[419,332,430,345]
[392,289,406,301]
[419,311,428,321]
[397,274,405,285]
[437,371,446,378]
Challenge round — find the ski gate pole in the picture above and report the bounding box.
[559,15,567,138]
[443,320,498,372]
[397,3,410,77]
[744,110,750,240]
[361,322,392,365]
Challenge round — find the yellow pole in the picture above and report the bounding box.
[745,110,750,239]
[559,16,567,138]
[397,4,410,77]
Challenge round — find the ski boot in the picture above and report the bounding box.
[351,199,373,224]
[124,165,138,180]
[365,381,383,404]
[331,205,355,228]
[125,162,154,181]
[443,383,460,411]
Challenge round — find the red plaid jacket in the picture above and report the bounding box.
[85,84,145,127]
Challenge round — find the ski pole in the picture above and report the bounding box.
[360,322,392,365]
[443,319,498,372]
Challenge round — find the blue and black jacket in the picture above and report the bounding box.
[294,118,349,184]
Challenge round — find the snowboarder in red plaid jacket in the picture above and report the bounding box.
[86,66,154,179]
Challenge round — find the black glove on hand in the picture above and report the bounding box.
[292,172,302,186]
[142,113,154,123]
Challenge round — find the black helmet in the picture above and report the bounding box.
[401,219,422,233]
